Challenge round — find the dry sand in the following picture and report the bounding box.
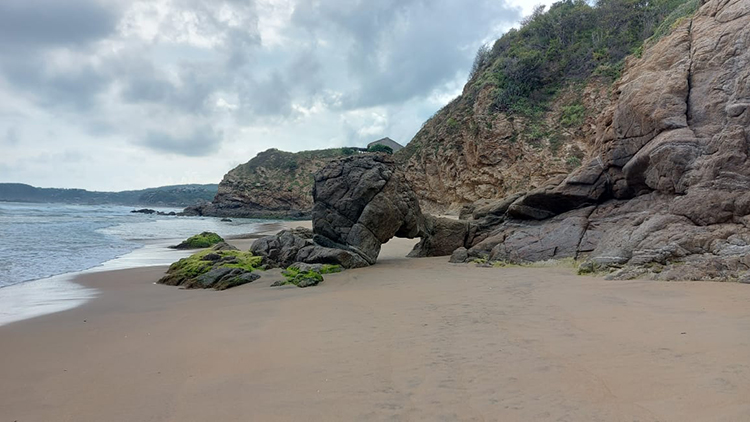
[1,235,750,421]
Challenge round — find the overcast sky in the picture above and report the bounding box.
[0,0,552,191]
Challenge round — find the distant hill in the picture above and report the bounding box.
[0,183,219,207]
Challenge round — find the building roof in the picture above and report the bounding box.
[367,137,404,152]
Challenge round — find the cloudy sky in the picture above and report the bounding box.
[0,0,551,191]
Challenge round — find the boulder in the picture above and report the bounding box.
[408,215,472,258]
[449,247,469,263]
[250,226,369,269]
[170,232,224,249]
[158,249,262,290]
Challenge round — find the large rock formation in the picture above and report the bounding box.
[252,155,448,268]
[184,148,355,218]
[311,154,425,264]
[456,0,750,281]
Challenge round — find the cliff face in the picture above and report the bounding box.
[187,148,353,218]
[455,0,750,281]
[397,80,608,212]
[396,0,700,213]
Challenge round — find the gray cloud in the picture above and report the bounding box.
[293,0,519,108]
[4,127,19,146]
[2,59,110,111]
[118,61,219,115]
[0,0,532,190]
[0,0,119,50]
[237,72,293,118]
[143,126,223,157]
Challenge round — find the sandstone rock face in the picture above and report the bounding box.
[312,154,425,264]
[396,80,607,213]
[457,0,750,280]
[184,148,353,218]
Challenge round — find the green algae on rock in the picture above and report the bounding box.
[170,231,224,249]
[158,248,263,290]
[275,263,343,288]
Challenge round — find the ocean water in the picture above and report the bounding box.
[0,202,278,325]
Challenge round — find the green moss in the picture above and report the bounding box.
[178,232,224,248]
[160,249,262,287]
[319,264,343,274]
[280,264,342,287]
[217,250,263,271]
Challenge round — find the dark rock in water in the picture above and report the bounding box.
[220,218,232,222]
[131,208,156,214]
[170,232,224,249]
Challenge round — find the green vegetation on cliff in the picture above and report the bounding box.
[470,0,696,115]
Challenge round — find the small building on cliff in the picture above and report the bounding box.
[367,137,404,152]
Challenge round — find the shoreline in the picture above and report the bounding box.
[1,233,749,421]
[0,219,290,327]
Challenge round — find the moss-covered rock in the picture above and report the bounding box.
[275,263,343,288]
[170,231,224,249]
[158,249,263,290]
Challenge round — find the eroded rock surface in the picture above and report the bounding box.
[250,227,369,269]
[456,0,750,281]
[252,155,473,268]
[311,154,426,264]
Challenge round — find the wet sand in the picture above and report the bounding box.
[1,236,749,421]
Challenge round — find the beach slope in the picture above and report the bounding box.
[1,238,749,421]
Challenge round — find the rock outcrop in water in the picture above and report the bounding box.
[454,0,750,281]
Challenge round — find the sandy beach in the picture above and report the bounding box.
[1,234,749,422]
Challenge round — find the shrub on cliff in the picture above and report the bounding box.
[367,144,393,154]
[466,0,695,115]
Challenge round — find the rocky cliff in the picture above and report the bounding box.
[397,0,701,212]
[453,0,750,281]
[185,148,358,218]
